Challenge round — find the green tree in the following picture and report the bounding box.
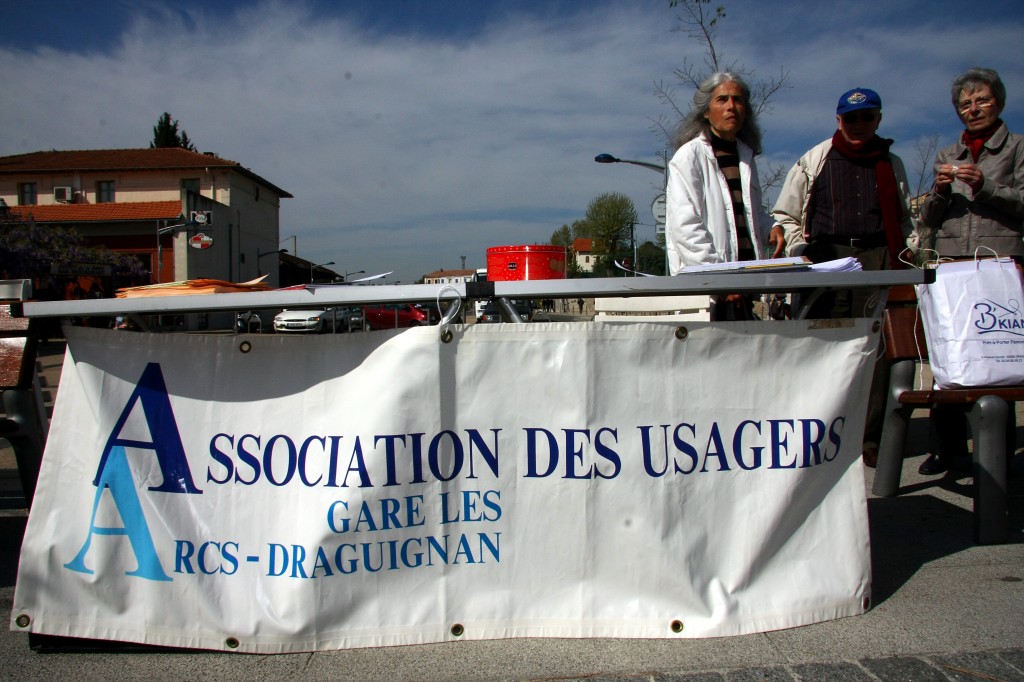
[550,219,592,277]
[581,193,639,276]
[150,112,196,150]
[637,240,667,276]
[0,213,146,284]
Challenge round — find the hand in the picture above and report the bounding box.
[934,164,956,192]
[768,226,786,258]
[953,162,984,192]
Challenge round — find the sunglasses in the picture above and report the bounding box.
[842,111,878,124]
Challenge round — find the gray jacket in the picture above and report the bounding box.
[919,122,1024,258]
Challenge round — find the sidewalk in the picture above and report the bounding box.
[1,341,1022,681]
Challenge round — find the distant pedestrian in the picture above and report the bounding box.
[577,298,584,314]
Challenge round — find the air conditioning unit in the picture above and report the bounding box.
[54,186,73,203]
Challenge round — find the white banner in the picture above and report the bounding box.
[12,320,876,652]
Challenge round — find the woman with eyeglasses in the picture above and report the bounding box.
[771,87,915,468]
[920,67,1024,262]
[916,68,1024,477]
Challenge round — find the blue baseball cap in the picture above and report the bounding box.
[836,88,882,115]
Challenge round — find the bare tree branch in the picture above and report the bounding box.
[758,160,787,195]
[653,1,789,148]
[670,0,725,72]
[910,133,942,213]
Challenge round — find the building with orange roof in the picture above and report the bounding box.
[422,268,477,285]
[0,148,292,291]
[573,238,596,273]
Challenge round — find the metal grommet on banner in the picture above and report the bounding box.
[436,285,463,343]
[225,636,240,649]
[238,340,253,354]
[670,619,684,633]
[862,596,871,611]
[15,613,30,628]
[450,623,465,637]
[871,320,881,334]
[674,326,689,341]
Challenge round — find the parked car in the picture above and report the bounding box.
[273,307,359,333]
[362,303,437,330]
[235,311,263,333]
[476,299,533,323]
[340,306,363,331]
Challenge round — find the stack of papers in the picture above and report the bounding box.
[807,257,863,272]
[675,256,863,275]
[116,276,271,298]
[678,256,809,274]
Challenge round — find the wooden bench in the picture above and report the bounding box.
[873,285,1020,544]
[0,279,47,505]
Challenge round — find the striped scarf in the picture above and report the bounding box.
[710,134,754,261]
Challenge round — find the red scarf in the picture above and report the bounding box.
[831,131,905,269]
[962,119,1001,162]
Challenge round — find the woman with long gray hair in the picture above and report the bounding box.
[665,72,783,319]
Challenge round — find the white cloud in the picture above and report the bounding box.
[2,0,1023,280]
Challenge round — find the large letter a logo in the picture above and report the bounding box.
[65,363,200,581]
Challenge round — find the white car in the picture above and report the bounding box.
[273,307,360,333]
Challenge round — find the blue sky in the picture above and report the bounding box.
[2,0,1023,282]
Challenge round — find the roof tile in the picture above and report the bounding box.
[0,148,292,198]
[0,148,237,173]
[8,200,183,223]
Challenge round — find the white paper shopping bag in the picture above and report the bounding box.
[916,258,1024,388]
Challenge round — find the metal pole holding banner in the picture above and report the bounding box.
[16,269,934,322]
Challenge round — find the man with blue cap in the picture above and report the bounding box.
[771,88,915,467]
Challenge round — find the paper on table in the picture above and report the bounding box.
[676,256,809,274]
[807,257,863,272]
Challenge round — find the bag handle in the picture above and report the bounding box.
[973,245,1001,269]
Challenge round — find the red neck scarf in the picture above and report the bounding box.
[962,119,1002,162]
[831,131,905,269]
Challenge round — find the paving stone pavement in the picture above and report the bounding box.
[562,649,1024,680]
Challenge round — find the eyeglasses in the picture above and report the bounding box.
[841,111,878,124]
[958,96,994,114]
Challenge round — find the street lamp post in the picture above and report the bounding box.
[310,261,335,283]
[595,152,670,275]
[344,270,365,282]
[156,220,200,283]
[257,248,287,276]
[594,153,665,174]
[280,235,297,259]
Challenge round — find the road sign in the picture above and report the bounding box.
[189,233,214,250]
[651,194,666,225]
[652,194,666,234]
